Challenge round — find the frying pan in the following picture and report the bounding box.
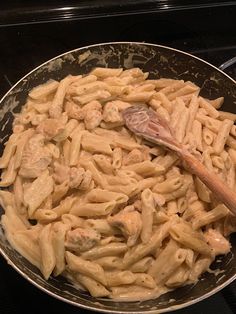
[0,42,236,313]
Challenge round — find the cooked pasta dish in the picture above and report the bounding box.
[0,67,236,301]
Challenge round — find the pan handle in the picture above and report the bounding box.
[218,56,236,71]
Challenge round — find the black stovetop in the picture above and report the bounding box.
[0,2,236,314]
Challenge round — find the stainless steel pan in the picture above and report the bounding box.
[0,42,236,313]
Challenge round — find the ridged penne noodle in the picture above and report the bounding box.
[130,257,154,273]
[65,251,106,285]
[51,222,69,276]
[202,127,215,146]
[105,270,136,287]
[199,97,219,118]
[39,224,56,279]
[165,264,190,287]
[122,160,164,177]
[91,67,123,78]
[152,92,172,113]
[140,189,155,243]
[69,130,83,166]
[2,216,41,268]
[112,147,123,169]
[23,170,54,217]
[0,155,17,187]
[52,196,76,217]
[148,240,187,284]
[152,176,183,194]
[213,119,234,153]
[29,80,59,100]
[82,243,128,260]
[122,221,171,268]
[93,154,113,174]
[170,223,212,256]
[85,188,128,204]
[49,76,76,118]
[70,201,116,216]
[74,273,110,297]
[192,204,229,230]
[95,256,122,270]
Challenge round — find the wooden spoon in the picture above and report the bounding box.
[122,105,236,215]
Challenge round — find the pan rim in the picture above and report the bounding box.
[0,41,236,314]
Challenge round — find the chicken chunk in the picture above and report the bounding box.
[53,162,70,184]
[84,109,102,130]
[69,167,85,188]
[65,101,84,120]
[53,162,92,190]
[108,209,142,246]
[66,227,101,252]
[19,134,52,178]
[103,102,123,123]
[83,100,102,113]
[36,118,65,140]
[123,149,143,166]
[204,228,231,256]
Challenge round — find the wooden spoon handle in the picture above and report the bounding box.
[180,150,236,215]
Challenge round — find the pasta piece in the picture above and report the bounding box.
[112,147,123,169]
[93,154,113,174]
[52,196,76,217]
[84,219,117,235]
[81,243,128,260]
[170,223,212,256]
[175,107,189,143]
[52,222,69,276]
[65,251,107,285]
[186,95,199,132]
[49,75,75,118]
[0,155,17,187]
[70,201,116,216]
[61,213,84,228]
[69,130,84,166]
[2,216,41,268]
[218,111,236,121]
[152,92,172,113]
[23,170,54,217]
[192,204,229,230]
[148,240,187,284]
[39,224,56,280]
[73,90,111,105]
[152,176,183,194]
[91,67,123,78]
[95,256,122,270]
[192,120,203,151]
[29,80,59,100]
[81,132,113,155]
[105,271,136,287]
[74,274,110,297]
[130,257,154,273]
[122,160,164,177]
[122,220,171,268]
[33,208,58,223]
[199,97,219,118]
[141,189,155,243]
[189,256,212,282]
[213,119,233,154]
[85,188,128,204]
[0,133,21,168]
[165,264,190,288]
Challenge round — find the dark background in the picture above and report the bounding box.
[0,1,236,313]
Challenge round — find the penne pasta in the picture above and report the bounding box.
[1,67,236,302]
